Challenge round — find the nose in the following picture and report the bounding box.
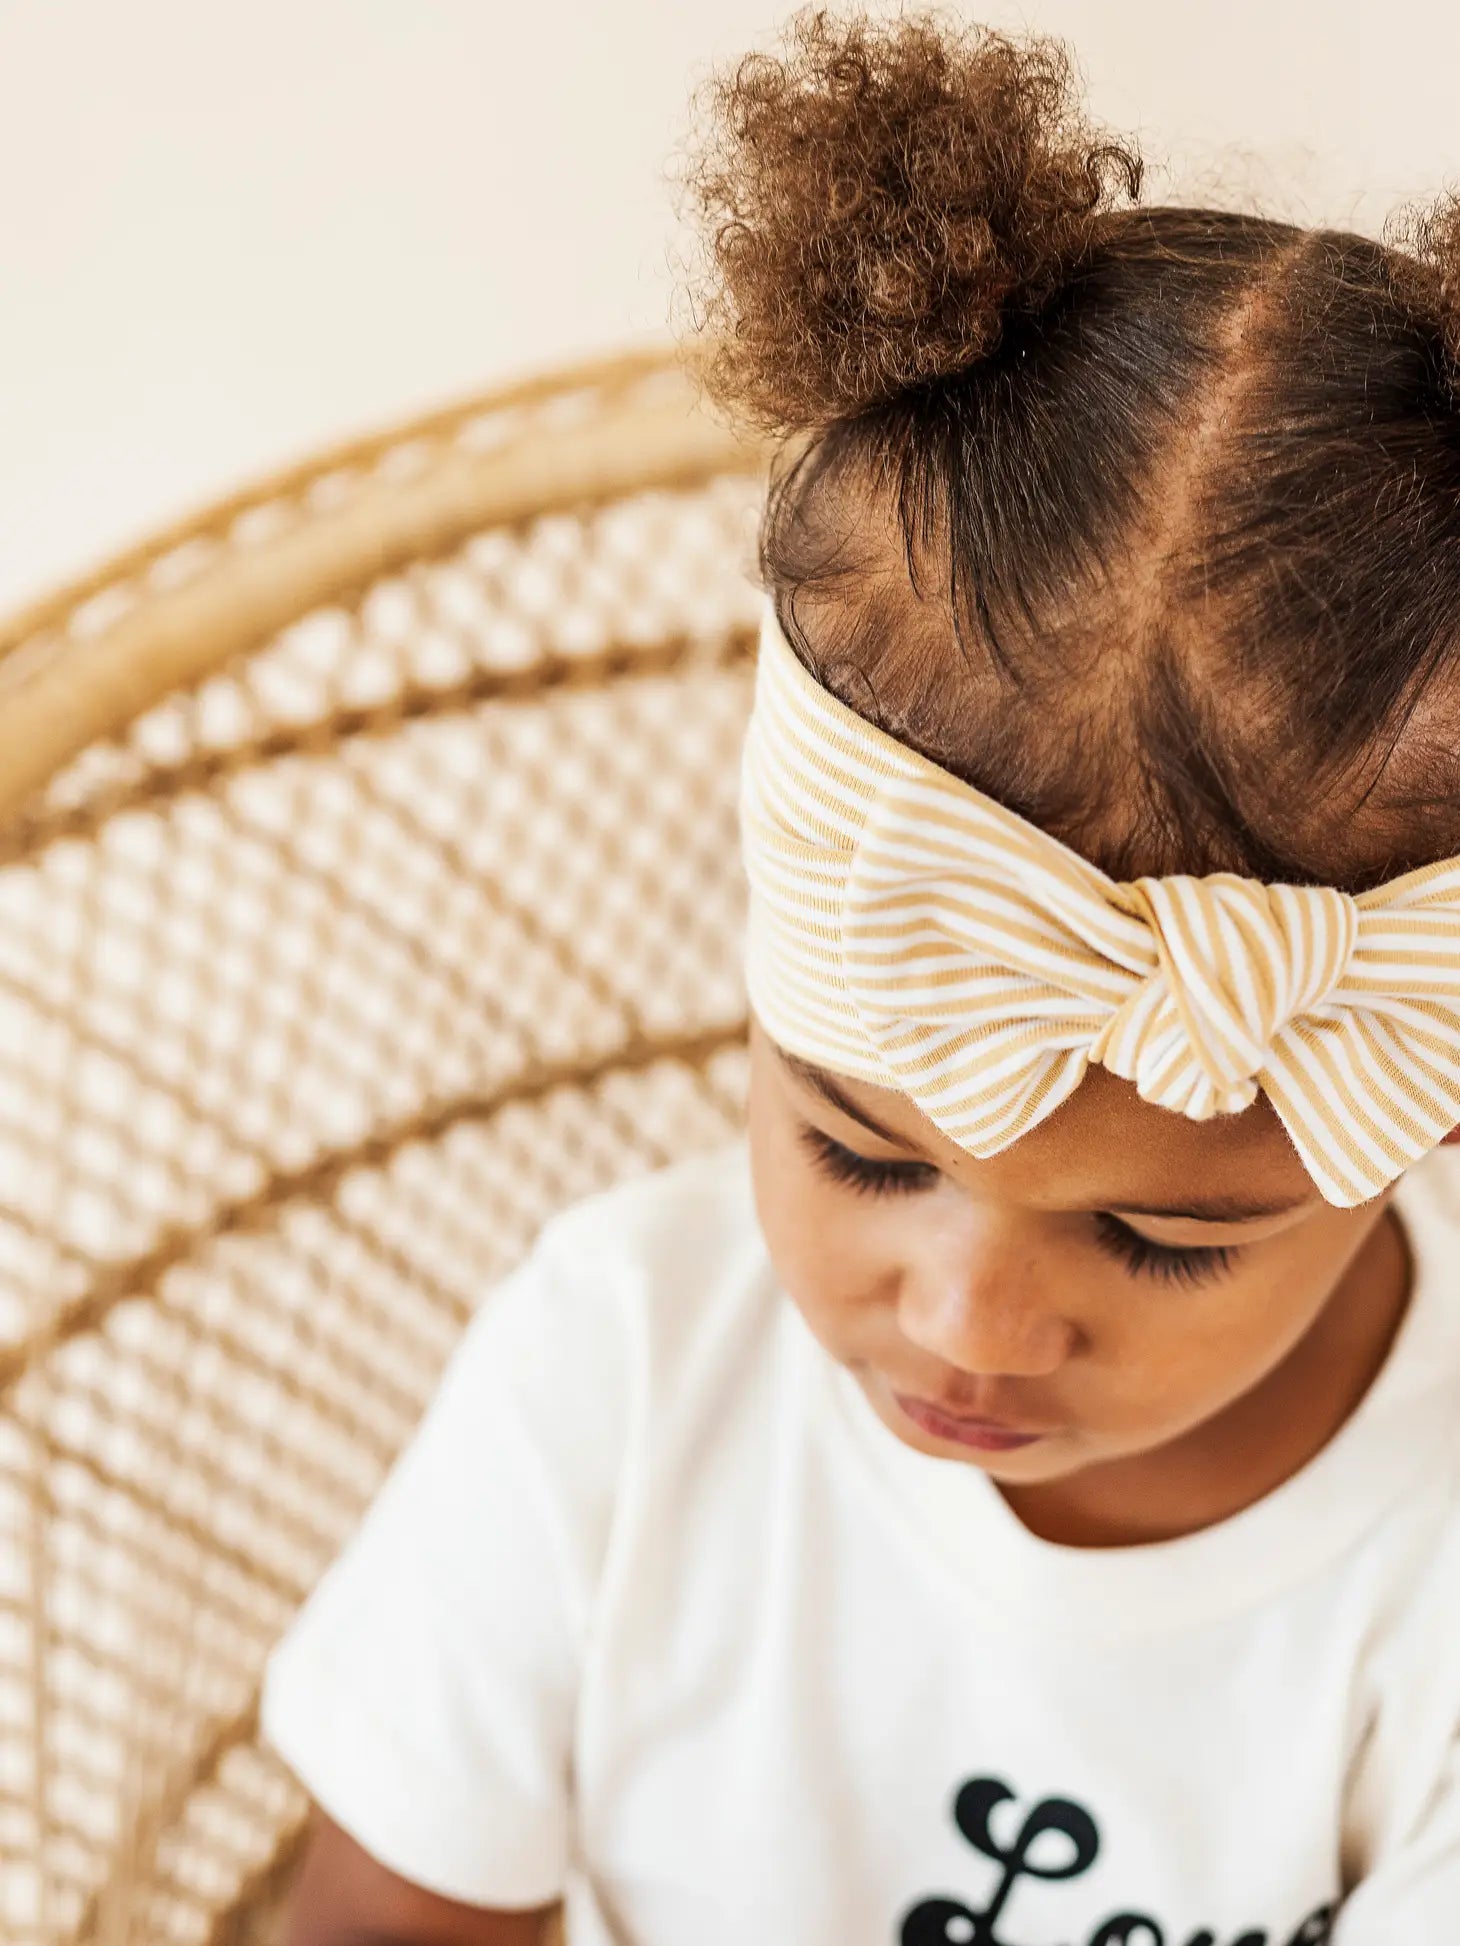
[895,1239,1075,1381]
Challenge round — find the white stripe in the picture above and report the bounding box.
[742,595,1460,1208]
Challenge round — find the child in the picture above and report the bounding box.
[261,11,1460,1943]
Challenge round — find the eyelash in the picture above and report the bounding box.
[794,1124,1240,1289]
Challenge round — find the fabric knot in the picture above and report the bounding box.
[1091,877,1361,1119]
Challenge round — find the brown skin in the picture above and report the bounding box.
[746,1010,1422,1546]
[283,1812,560,1945]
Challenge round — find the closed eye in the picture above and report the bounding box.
[795,1124,1242,1288]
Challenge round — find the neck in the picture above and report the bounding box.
[1000,1207,1414,1549]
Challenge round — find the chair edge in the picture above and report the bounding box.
[0,344,768,827]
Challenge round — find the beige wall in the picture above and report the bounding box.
[2,0,1456,618]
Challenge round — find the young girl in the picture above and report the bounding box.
[261,12,1460,1943]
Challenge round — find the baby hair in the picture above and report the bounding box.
[675,6,1460,896]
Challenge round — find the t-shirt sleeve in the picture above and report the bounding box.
[258,1212,635,1909]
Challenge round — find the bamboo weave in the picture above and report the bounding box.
[0,344,769,1945]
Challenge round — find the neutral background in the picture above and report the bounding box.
[2,0,1458,619]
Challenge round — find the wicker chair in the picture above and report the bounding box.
[0,347,770,1946]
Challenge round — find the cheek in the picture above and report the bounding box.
[1102,1230,1362,1420]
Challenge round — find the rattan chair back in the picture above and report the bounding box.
[0,347,768,1945]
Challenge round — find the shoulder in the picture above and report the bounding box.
[530,1134,766,1339]
[522,1134,786,1459]
[350,1141,765,1600]
[462,1134,768,1398]
[537,1134,758,1273]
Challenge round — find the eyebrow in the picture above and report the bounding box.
[774,1045,1314,1224]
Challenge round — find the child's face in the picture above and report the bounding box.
[745,1011,1407,1503]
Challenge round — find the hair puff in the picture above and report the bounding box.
[673,6,1145,433]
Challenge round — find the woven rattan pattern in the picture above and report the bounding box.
[0,351,768,1945]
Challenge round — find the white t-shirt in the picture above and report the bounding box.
[261,1136,1460,1946]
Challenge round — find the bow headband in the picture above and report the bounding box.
[737,595,1460,1208]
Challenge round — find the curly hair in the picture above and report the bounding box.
[672,7,1460,895]
[677,9,1141,429]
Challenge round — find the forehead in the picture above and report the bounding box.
[757,1021,1319,1217]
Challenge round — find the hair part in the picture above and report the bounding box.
[674,7,1460,894]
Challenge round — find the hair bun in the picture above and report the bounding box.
[675,6,1144,433]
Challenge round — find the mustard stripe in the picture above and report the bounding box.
[743,594,1460,1208]
[1346,1013,1457,1142]
[1270,1021,1409,1188]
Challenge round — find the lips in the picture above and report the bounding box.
[899,1391,1046,1434]
[891,1392,1050,1451]
[923,1399,1015,1425]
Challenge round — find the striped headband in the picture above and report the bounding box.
[737,594,1460,1208]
